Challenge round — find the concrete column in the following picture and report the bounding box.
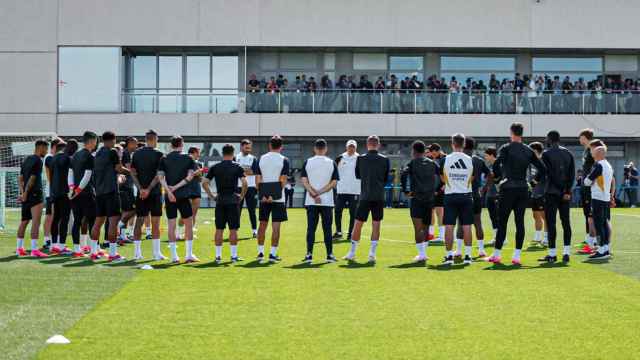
[335,51,353,77]
[425,52,440,78]
[516,52,532,76]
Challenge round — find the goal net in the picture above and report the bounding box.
[0,133,56,231]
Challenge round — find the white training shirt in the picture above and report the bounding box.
[441,152,473,195]
[584,159,613,202]
[336,152,360,195]
[236,152,258,188]
[256,152,290,203]
[301,155,339,207]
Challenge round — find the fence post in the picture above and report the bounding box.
[414,92,417,114]
[346,92,349,113]
[312,92,315,113]
[380,92,383,113]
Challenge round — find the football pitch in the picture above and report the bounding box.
[1,208,639,359]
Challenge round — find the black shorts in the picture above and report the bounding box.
[581,186,592,217]
[45,196,53,215]
[530,196,545,211]
[472,193,483,215]
[96,192,121,218]
[136,192,163,217]
[21,198,43,221]
[433,192,444,207]
[165,197,193,220]
[71,192,96,221]
[215,203,240,230]
[119,189,135,212]
[355,200,384,222]
[443,193,473,226]
[188,194,201,200]
[409,197,433,225]
[259,202,288,222]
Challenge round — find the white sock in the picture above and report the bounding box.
[549,248,557,257]
[439,226,445,239]
[563,245,571,256]
[91,239,99,254]
[349,240,358,255]
[146,228,151,237]
[44,235,51,244]
[134,240,142,257]
[109,242,117,257]
[74,244,81,253]
[492,229,498,240]
[80,234,88,247]
[428,225,434,236]
[231,245,238,258]
[215,245,223,258]
[513,249,521,260]
[258,245,265,254]
[152,239,161,256]
[30,239,38,250]
[369,240,378,256]
[270,246,278,256]
[543,232,548,242]
[534,231,542,242]
[477,240,485,252]
[169,242,178,259]
[465,246,472,257]
[16,238,24,249]
[416,242,425,257]
[447,250,453,257]
[185,240,193,258]
[493,249,502,258]
[589,236,597,247]
[455,239,463,253]
[424,240,429,250]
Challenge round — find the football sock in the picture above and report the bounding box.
[513,249,521,260]
[477,240,485,252]
[416,242,425,257]
[464,246,472,257]
[369,240,378,256]
[152,239,161,256]
[16,238,24,249]
[169,242,178,259]
[215,245,222,258]
[134,240,142,257]
[231,245,238,258]
[185,240,193,258]
[270,246,278,256]
[30,239,38,251]
[456,239,463,253]
[109,242,117,257]
[549,248,557,257]
[258,245,265,254]
[349,240,358,255]
[563,245,571,256]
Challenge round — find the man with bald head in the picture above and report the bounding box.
[584,144,613,261]
[343,135,390,263]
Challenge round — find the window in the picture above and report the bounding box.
[158,56,183,113]
[440,56,515,84]
[212,56,238,113]
[354,53,387,70]
[186,55,211,112]
[58,47,121,112]
[390,56,423,71]
[533,57,602,82]
[129,55,156,112]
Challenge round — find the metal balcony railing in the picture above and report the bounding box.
[246,89,640,115]
[121,88,640,114]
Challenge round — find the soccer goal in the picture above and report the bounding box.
[0,133,56,230]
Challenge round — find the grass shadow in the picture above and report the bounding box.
[101,259,139,268]
[538,261,570,268]
[62,259,97,267]
[190,261,232,268]
[427,263,469,271]
[338,261,375,269]
[284,262,328,269]
[481,263,536,271]
[0,255,28,263]
[150,262,183,270]
[38,257,74,265]
[525,245,547,252]
[389,261,426,269]
[237,259,275,268]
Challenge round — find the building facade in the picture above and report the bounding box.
[2,0,640,178]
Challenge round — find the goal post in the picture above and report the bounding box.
[0,133,56,231]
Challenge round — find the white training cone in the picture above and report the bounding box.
[140,264,154,270]
[46,335,70,344]
[203,220,211,225]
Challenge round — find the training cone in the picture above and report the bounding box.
[46,335,70,344]
[140,264,154,270]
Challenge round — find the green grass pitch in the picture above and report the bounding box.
[1,208,639,359]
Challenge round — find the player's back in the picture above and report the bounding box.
[442,152,473,195]
[132,146,164,193]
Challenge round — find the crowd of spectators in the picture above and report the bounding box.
[247,73,640,114]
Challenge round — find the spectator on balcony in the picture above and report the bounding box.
[514,73,525,91]
[276,74,285,88]
[307,76,318,92]
[449,76,460,113]
[265,77,279,112]
[387,74,401,112]
[247,74,261,112]
[355,75,373,113]
[624,162,638,207]
[488,74,500,113]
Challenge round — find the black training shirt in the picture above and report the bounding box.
[493,142,546,190]
[542,144,576,196]
[131,147,164,195]
[158,151,197,200]
[581,147,594,182]
[186,160,203,198]
[93,146,120,196]
[20,154,43,201]
[206,160,245,205]
[71,148,95,195]
[120,149,133,190]
[355,150,390,201]
[400,157,438,201]
[50,152,71,198]
[471,154,490,194]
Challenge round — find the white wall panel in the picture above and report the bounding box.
[0,53,56,113]
[0,0,58,51]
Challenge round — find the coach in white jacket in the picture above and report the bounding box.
[333,139,360,240]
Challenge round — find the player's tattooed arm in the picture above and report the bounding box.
[201,178,217,201]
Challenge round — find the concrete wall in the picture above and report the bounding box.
[54,0,640,49]
[54,113,640,139]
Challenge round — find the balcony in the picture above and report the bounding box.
[245,89,640,115]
